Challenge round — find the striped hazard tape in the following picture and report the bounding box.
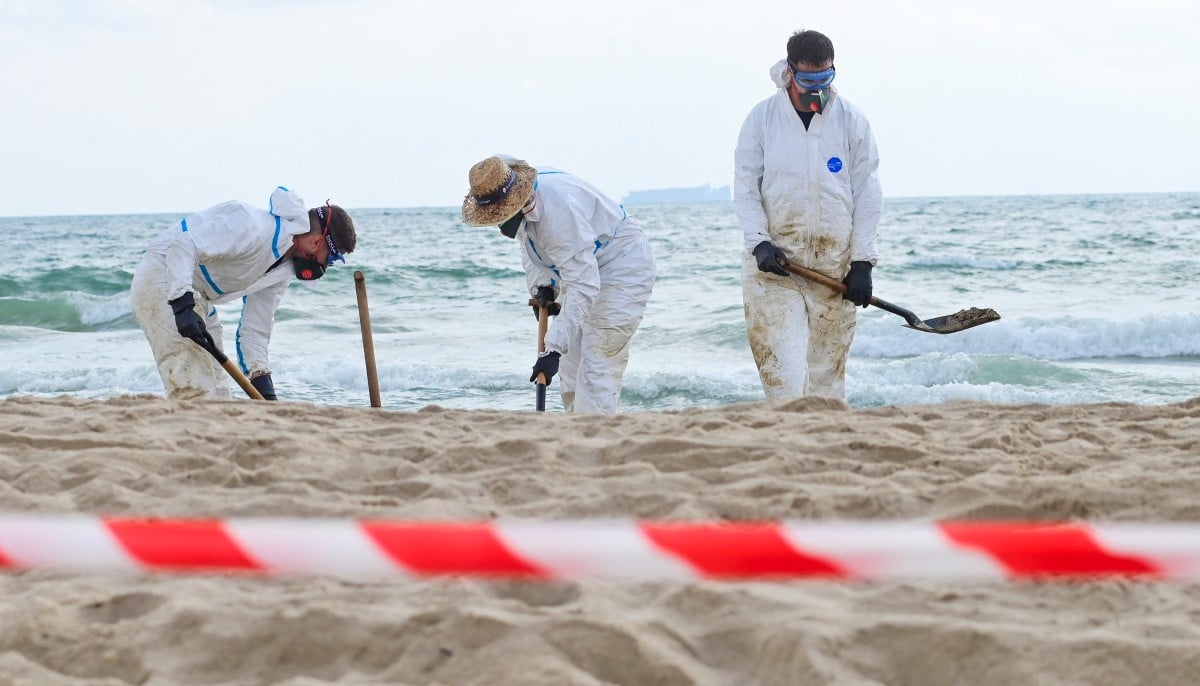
[1,515,1196,581]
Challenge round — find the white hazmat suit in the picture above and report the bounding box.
[517,166,656,414]
[734,60,882,400]
[131,187,310,399]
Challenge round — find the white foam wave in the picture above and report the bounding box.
[853,311,1200,360]
[905,254,1022,270]
[67,292,133,327]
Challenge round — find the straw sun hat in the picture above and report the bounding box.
[461,156,537,226]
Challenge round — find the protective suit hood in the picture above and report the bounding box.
[267,186,312,258]
[268,187,307,221]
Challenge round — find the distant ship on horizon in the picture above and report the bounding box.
[622,184,731,205]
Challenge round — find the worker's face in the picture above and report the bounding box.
[300,233,332,265]
[790,60,835,93]
[498,211,524,239]
[497,193,537,239]
[293,233,333,280]
[789,60,835,114]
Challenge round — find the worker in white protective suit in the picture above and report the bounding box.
[734,29,882,401]
[130,187,357,400]
[461,155,656,414]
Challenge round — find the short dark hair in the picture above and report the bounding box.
[787,30,835,67]
[309,205,357,254]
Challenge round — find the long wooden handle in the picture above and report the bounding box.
[532,299,550,386]
[782,262,848,294]
[529,299,550,411]
[354,271,382,408]
[781,262,921,326]
[200,341,265,400]
[221,358,266,400]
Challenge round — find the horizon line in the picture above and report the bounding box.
[3,189,1197,220]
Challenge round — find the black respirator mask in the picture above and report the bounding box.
[798,89,830,114]
[498,211,524,239]
[293,256,327,281]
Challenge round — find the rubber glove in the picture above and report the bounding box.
[530,351,561,384]
[168,292,216,349]
[752,241,789,276]
[842,261,874,307]
[531,286,562,318]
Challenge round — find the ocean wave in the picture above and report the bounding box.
[0,266,134,298]
[0,292,135,331]
[0,363,161,396]
[853,311,1200,361]
[904,254,1022,270]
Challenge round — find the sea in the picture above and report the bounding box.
[3,192,1198,412]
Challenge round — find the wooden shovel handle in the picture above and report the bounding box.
[222,358,266,400]
[782,261,921,326]
[782,262,848,294]
[529,298,550,386]
[196,338,265,400]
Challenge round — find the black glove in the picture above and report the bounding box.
[531,286,562,319]
[530,351,561,384]
[842,261,874,307]
[168,292,216,350]
[250,373,278,401]
[752,241,789,276]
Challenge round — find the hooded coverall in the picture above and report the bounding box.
[517,167,656,414]
[130,187,310,399]
[734,60,882,401]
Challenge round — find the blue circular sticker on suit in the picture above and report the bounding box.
[827,157,843,173]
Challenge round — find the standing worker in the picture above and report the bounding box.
[734,29,883,401]
[131,187,357,400]
[461,155,656,414]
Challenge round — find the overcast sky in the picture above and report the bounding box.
[2,0,1197,216]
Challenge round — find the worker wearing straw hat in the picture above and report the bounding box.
[462,155,656,414]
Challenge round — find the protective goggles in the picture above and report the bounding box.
[316,201,346,266]
[792,65,836,90]
[322,229,344,266]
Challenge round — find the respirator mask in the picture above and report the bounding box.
[792,65,835,114]
[497,193,538,239]
[498,211,524,239]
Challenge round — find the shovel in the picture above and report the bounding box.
[528,299,550,411]
[782,262,1000,334]
[191,334,265,400]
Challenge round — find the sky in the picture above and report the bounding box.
[1,0,1198,216]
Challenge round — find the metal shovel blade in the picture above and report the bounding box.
[900,306,1002,335]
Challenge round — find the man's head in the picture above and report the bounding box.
[785,29,836,113]
[293,202,356,280]
[786,29,835,72]
[461,156,537,230]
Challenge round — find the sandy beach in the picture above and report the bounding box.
[1,393,1199,685]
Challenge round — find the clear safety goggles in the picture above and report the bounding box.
[792,65,836,90]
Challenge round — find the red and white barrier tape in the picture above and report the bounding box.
[1,516,1197,581]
